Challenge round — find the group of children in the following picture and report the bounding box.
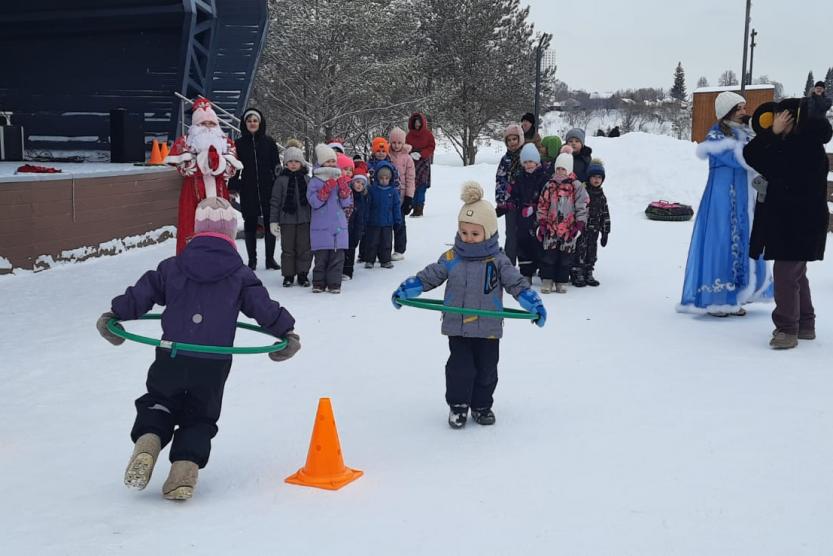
[269,128,423,294]
[99,118,609,501]
[497,123,612,294]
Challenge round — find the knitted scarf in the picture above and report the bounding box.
[282,169,308,215]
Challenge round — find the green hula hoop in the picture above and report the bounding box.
[397,298,537,320]
[107,313,287,357]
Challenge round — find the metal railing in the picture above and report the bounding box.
[175,92,241,138]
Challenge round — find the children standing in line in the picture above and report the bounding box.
[573,159,611,288]
[364,161,402,269]
[388,127,415,261]
[536,146,589,294]
[392,182,546,429]
[270,140,312,288]
[307,144,353,293]
[97,197,300,501]
[495,123,526,265]
[511,143,551,280]
[344,166,369,280]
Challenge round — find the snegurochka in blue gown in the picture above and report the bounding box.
[678,121,773,314]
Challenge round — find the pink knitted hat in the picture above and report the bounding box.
[194,197,237,241]
[389,126,406,143]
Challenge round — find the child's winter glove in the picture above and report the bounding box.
[600,232,608,247]
[391,276,423,309]
[269,331,301,362]
[96,312,125,346]
[518,289,547,328]
[410,152,421,161]
[496,205,507,218]
[401,196,413,216]
[337,176,353,199]
[270,223,280,238]
[316,179,336,201]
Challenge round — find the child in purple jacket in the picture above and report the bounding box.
[307,143,353,293]
[96,197,300,501]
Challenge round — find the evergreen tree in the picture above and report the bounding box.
[825,67,833,95]
[670,62,686,101]
[696,76,709,89]
[804,71,815,96]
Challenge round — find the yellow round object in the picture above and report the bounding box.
[758,112,774,129]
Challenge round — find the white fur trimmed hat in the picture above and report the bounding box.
[458,181,498,238]
[715,91,746,120]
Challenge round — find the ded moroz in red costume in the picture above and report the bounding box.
[165,97,243,254]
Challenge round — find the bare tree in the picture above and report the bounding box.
[718,70,739,87]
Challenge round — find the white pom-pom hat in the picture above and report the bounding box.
[554,145,574,174]
[458,181,498,238]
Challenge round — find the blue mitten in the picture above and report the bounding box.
[392,276,424,309]
[518,288,547,328]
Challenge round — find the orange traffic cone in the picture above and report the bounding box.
[285,398,363,490]
[149,139,163,164]
[159,141,170,161]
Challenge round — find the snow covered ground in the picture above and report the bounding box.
[2,133,832,555]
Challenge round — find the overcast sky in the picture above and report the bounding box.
[524,0,830,96]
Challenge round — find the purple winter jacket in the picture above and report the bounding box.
[307,166,352,251]
[111,234,296,359]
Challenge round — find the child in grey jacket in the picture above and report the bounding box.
[392,182,547,429]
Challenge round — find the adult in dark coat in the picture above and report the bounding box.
[229,108,281,270]
[808,81,832,120]
[743,98,833,349]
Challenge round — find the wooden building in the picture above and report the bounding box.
[691,85,775,143]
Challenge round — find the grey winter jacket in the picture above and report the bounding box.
[270,171,312,225]
[416,234,530,339]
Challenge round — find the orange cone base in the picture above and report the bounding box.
[285,466,363,491]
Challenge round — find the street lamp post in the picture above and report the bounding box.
[740,0,751,94]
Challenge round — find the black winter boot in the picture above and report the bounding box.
[571,268,587,287]
[585,270,600,287]
[471,408,496,426]
[283,276,294,287]
[297,274,311,287]
[247,258,257,270]
[448,404,469,429]
[266,258,281,270]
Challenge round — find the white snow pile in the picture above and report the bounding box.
[1,132,831,555]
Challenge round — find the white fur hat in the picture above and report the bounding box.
[715,91,746,120]
[458,181,498,238]
[315,143,337,165]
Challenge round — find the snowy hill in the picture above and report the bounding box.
[2,133,832,555]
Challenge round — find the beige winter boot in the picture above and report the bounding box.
[555,283,568,294]
[540,279,554,294]
[163,460,199,500]
[124,433,162,490]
